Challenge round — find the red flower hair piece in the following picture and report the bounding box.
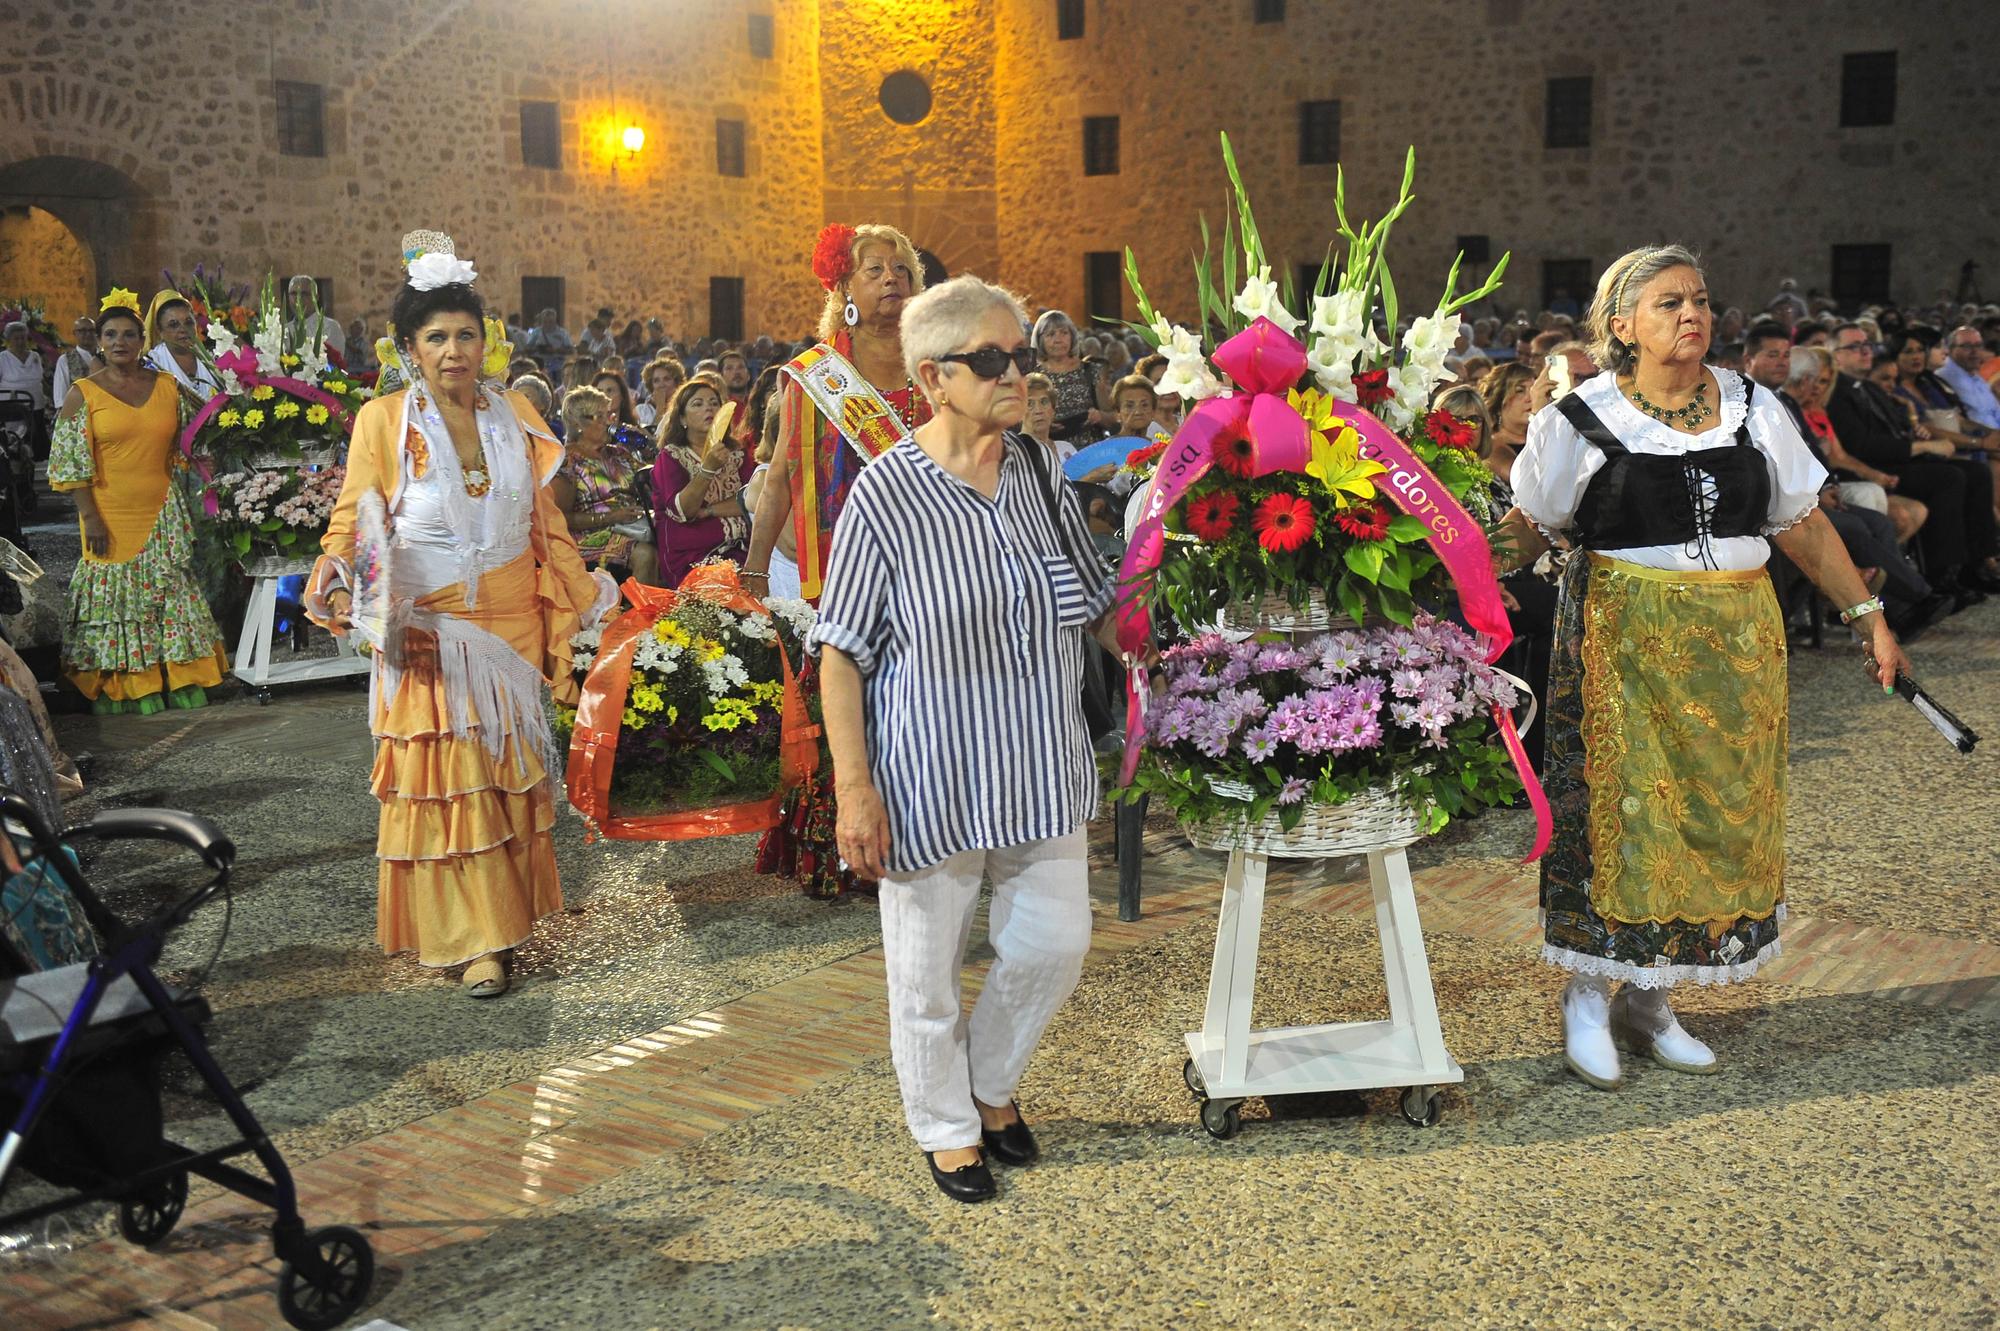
[1253,493,1315,553]
[1185,491,1241,541]
[812,223,859,292]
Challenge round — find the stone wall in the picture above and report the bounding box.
[1,0,1993,350]
[993,0,2000,325]
[0,0,828,338]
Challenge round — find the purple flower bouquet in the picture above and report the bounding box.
[1135,615,1523,839]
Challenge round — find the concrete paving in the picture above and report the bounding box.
[3,486,1995,1329]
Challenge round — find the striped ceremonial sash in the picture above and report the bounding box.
[780,342,911,599]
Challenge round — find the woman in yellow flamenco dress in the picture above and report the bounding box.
[308,233,614,996]
[49,292,227,715]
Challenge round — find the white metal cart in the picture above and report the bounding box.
[1180,835,1460,1137]
[231,555,369,700]
[1171,657,1534,1139]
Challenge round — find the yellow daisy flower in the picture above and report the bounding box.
[305,404,330,426]
[251,385,275,402]
[242,408,265,429]
[273,401,300,420]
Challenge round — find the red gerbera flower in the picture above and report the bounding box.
[1334,501,1393,541]
[1353,368,1392,407]
[1425,409,1476,450]
[1185,490,1241,541]
[1125,439,1169,471]
[1212,431,1258,478]
[1252,493,1315,553]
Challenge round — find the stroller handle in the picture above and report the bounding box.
[1,793,235,872]
[84,808,236,872]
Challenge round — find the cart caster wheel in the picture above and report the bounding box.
[1181,1057,1206,1100]
[1399,1086,1442,1128]
[254,689,273,706]
[276,1224,375,1331]
[1199,1098,1242,1140]
[117,1170,188,1247]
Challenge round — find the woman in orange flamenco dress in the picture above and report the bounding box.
[308,233,615,997]
[48,291,227,715]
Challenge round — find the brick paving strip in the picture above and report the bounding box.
[8,820,1998,1329]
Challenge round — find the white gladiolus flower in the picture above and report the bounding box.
[1402,310,1460,366]
[1232,266,1301,336]
[1309,290,1368,343]
[1308,336,1357,399]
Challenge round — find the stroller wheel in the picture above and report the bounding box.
[276,1224,375,1331]
[117,1170,189,1247]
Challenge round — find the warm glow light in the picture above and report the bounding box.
[622,125,645,153]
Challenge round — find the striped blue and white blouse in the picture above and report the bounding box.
[810,436,1114,874]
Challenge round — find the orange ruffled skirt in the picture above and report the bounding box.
[372,552,569,967]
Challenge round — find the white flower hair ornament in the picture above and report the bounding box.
[407,251,478,292]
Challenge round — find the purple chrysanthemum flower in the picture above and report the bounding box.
[1277,776,1311,805]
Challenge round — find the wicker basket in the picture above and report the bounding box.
[1181,775,1425,855]
[1219,589,1359,636]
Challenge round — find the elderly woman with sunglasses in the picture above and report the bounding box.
[812,275,1123,1204]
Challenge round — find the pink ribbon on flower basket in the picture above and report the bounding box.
[1112,318,1552,861]
[177,346,358,516]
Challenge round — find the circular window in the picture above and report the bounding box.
[879,70,933,126]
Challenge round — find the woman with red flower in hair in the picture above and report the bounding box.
[743,222,932,898]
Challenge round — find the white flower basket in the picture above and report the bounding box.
[1219,589,1359,636]
[1181,775,1425,856]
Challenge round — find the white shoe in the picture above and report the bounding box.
[1611,986,1717,1075]
[1560,978,1623,1090]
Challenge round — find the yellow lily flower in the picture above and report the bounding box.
[1304,422,1384,508]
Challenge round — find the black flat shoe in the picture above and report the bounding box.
[980,1107,1039,1166]
[925,1151,996,1203]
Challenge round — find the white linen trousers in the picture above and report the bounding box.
[879,828,1093,1152]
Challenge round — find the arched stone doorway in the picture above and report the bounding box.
[0,156,154,322]
[0,206,92,331]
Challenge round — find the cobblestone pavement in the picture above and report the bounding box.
[2,488,1994,1329]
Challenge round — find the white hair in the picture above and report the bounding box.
[901,275,1028,386]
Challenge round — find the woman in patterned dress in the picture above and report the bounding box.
[48,295,227,716]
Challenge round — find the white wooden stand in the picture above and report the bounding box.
[231,557,369,697]
[1181,843,1462,1137]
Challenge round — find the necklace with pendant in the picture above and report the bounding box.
[1628,378,1713,430]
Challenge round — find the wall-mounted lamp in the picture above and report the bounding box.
[622,125,646,154]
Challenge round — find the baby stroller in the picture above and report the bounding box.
[0,792,375,1329]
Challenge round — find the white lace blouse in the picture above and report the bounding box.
[1510,369,1828,573]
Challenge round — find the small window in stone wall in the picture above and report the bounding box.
[879,71,933,126]
[1296,263,1323,307]
[275,81,325,158]
[710,277,746,343]
[1544,76,1591,149]
[522,276,565,330]
[1085,252,1122,326]
[1457,234,1491,265]
[1083,116,1120,176]
[1831,244,1892,309]
[748,13,775,59]
[1840,51,1896,127]
[521,102,561,170]
[1057,0,1085,40]
[1254,0,1287,22]
[1542,258,1594,313]
[717,120,747,177]
[1298,100,1340,165]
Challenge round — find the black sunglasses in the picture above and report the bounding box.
[939,346,1037,380]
